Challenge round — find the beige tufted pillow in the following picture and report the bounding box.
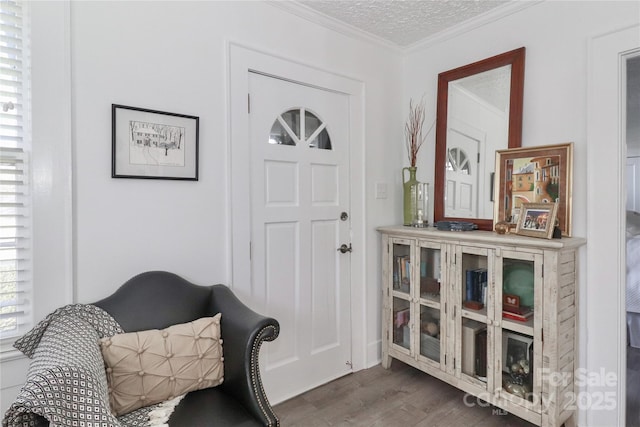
[99,314,224,416]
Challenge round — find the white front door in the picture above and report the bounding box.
[248,72,352,403]
[445,126,480,218]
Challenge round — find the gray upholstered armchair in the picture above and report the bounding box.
[6,271,280,427]
[95,271,281,426]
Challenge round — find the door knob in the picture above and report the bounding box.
[337,243,353,253]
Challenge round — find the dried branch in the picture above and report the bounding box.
[405,97,427,167]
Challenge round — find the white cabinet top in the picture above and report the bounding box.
[377,225,586,250]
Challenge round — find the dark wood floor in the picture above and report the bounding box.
[274,361,536,427]
[272,345,640,426]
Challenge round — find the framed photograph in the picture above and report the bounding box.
[112,104,199,180]
[515,202,559,239]
[502,331,533,374]
[511,207,521,227]
[493,142,573,236]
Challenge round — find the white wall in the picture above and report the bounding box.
[1,0,402,413]
[70,0,401,304]
[70,0,401,341]
[404,1,638,239]
[403,1,639,425]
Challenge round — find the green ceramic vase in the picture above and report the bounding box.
[403,167,419,225]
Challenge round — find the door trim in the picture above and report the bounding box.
[587,23,640,427]
[227,42,367,385]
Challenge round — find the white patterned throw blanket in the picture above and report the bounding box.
[2,304,172,427]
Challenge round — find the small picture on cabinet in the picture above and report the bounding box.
[502,332,533,374]
[514,202,559,239]
[511,207,521,225]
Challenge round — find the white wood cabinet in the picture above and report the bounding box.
[378,226,586,427]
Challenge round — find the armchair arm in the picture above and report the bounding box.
[210,285,280,427]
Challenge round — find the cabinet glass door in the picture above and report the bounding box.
[417,242,444,367]
[390,239,413,354]
[495,250,543,412]
[456,246,492,390]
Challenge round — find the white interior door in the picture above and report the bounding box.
[627,156,640,211]
[445,127,480,218]
[248,72,352,403]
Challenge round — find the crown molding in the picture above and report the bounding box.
[404,1,544,53]
[267,1,404,53]
[269,0,544,55]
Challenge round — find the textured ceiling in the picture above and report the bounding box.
[455,64,511,113]
[297,0,510,47]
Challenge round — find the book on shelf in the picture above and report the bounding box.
[394,308,410,328]
[502,306,533,322]
[462,319,486,376]
[394,255,411,290]
[475,329,488,378]
[464,268,487,310]
[420,276,440,296]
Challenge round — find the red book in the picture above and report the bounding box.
[502,310,533,322]
[503,304,532,316]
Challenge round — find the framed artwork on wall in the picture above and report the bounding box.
[112,104,199,180]
[494,142,573,236]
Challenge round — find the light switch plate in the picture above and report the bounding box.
[375,182,388,199]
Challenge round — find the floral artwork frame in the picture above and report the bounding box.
[515,202,559,239]
[493,142,573,236]
[112,104,199,180]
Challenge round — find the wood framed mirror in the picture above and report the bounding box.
[434,47,525,231]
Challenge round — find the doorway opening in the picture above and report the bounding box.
[625,52,640,427]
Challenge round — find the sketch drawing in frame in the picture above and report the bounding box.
[515,202,559,239]
[112,104,199,180]
[493,142,572,236]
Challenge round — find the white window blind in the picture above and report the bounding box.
[0,0,31,348]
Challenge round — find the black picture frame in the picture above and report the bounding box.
[112,104,199,180]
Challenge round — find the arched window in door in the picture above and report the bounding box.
[446,147,471,175]
[268,108,332,150]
